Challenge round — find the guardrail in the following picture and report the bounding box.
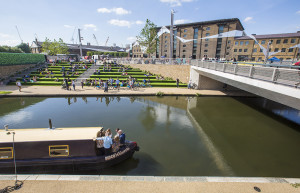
[191,61,300,88]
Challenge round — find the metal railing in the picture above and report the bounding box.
[191,61,300,88]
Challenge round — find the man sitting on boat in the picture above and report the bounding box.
[118,130,126,148]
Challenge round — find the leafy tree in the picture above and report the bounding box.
[0,45,23,53]
[17,43,31,53]
[41,38,69,55]
[136,19,159,58]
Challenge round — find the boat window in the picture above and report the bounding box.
[0,147,13,159]
[49,145,69,157]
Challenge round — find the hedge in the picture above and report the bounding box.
[0,52,45,66]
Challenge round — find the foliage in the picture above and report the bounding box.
[291,183,300,188]
[0,52,45,66]
[196,93,202,97]
[41,38,69,55]
[0,45,23,53]
[17,43,31,53]
[136,19,159,57]
[86,51,127,57]
[156,91,164,96]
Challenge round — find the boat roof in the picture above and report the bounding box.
[0,127,103,143]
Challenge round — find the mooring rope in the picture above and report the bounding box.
[0,180,23,193]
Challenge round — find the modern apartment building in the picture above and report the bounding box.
[156,18,244,59]
[232,32,300,61]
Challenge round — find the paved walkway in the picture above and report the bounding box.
[0,175,299,193]
[0,85,253,97]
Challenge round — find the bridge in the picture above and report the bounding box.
[190,61,300,110]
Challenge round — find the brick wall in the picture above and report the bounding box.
[0,64,36,80]
[124,64,191,84]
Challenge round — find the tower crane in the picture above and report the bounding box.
[15,26,23,44]
[93,34,99,46]
[105,36,109,46]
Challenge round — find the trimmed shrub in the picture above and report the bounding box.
[0,53,45,66]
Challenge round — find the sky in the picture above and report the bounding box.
[0,0,300,47]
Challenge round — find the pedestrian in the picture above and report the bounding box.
[176,78,179,88]
[65,79,69,91]
[72,80,75,91]
[81,80,84,89]
[104,81,108,92]
[16,81,22,92]
[188,79,192,89]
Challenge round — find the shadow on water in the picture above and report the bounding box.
[233,97,300,130]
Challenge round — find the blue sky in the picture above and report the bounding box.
[0,0,299,47]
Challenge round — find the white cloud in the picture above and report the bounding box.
[296,10,300,14]
[243,17,255,23]
[135,20,144,25]
[0,33,12,38]
[174,19,192,24]
[0,39,19,46]
[97,7,131,15]
[127,36,137,42]
[83,24,97,31]
[160,0,194,7]
[64,25,74,28]
[108,20,144,28]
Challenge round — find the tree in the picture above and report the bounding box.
[17,43,31,53]
[41,38,69,55]
[136,19,159,58]
[0,45,23,53]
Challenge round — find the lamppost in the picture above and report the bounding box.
[170,9,175,63]
[6,131,19,187]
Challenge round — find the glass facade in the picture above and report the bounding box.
[192,28,198,59]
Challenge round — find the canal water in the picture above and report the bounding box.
[0,96,299,177]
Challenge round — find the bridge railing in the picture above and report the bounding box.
[192,61,300,88]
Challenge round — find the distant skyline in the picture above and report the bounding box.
[0,0,300,47]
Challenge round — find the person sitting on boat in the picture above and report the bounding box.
[106,128,112,137]
[112,135,120,152]
[96,131,113,155]
[118,130,126,148]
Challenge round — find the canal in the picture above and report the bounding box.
[0,96,299,177]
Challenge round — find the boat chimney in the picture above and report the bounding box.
[4,124,8,131]
[49,119,53,129]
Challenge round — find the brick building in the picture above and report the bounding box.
[156,18,244,59]
[132,42,143,58]
[232,32,300,61]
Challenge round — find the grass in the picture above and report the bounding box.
[0,91,12,94]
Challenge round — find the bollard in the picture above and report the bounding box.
[4,124,8,131]
[49,119,52,129]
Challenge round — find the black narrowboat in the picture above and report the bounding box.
[0,127,139,173]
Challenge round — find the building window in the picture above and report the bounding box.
[235,41,238,45]
[164,45,167,48]
[206,27,210,31]
[205,44,208,47]
[240,41,244,45]
[218,25,224,33]
[239,49,242,52]
[276,40,281,44]
[183,50,186,52]
[165,35,167,39]
[184,29,187,32]
[183,44,186,47]
[283,39,288,43]
[165,40,167,43]
[164,50,167,52]
[245,41,249,45]
[204,50,208,52]
[206,33,210,36]
[49,145,69,157]
[244,49,248,52]
[291,39,296,43]
[261,40,266,44]
[205,39,209,41]
[260,49,263,52]
[228,40,231,44]
[281,48,286,52]
[288,48,294,52]
[234,49,237,52]
[183,34,187,37]
[182,55,186,58]
[274,48,279,52]
[0,147,13,159]
[253,48,257,52]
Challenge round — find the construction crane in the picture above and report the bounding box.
[105,36,109,46]
[93,34,99,46]
[15,25,23,44]
[71,27,77,44]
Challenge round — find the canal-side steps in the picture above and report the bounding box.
[8,62,187,87]
[8,62,93,86]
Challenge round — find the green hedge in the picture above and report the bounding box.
[0,52,45,66]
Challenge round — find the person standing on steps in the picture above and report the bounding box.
[176,78,179,88]
[16,81,22,92]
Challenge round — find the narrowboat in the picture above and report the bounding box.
[0,127,139,174]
